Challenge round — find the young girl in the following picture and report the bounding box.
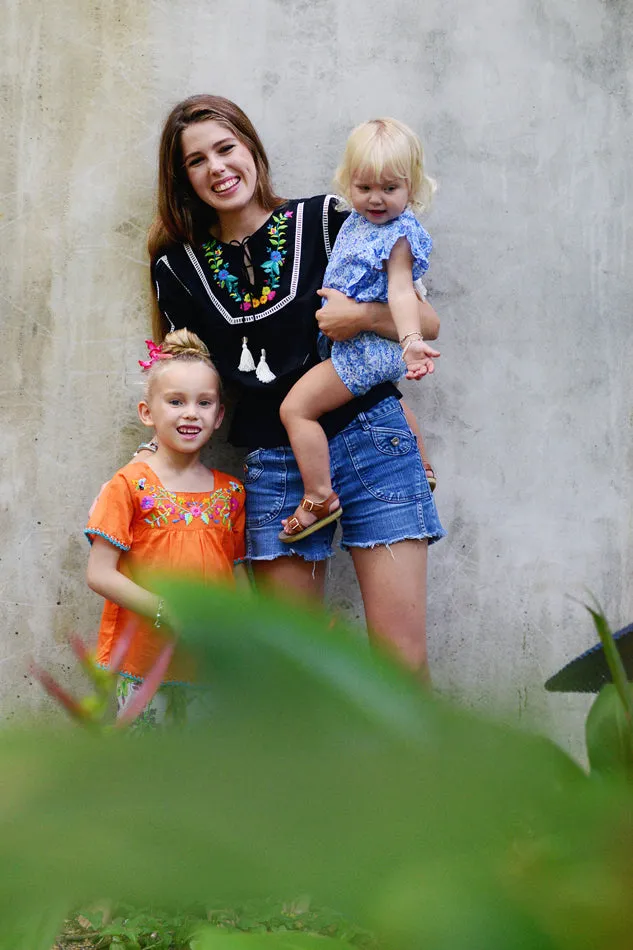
[279,118,440,541]
[85,329,246,725]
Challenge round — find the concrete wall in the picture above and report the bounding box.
[2,0,632,751]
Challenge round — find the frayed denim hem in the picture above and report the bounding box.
[339,529,446,554]
[247,548,336,564]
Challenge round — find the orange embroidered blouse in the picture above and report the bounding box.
[85,461,246,683]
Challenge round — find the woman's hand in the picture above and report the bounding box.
[317,287,440,343]
[316,288,366,341]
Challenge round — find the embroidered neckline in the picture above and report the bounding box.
[128,463,243,530]
[201,210,294,311]
[131,475,243,529]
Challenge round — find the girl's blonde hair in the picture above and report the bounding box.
[143,328,222,399]
[334,118,436,216]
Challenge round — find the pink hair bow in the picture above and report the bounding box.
[139,339,169,369]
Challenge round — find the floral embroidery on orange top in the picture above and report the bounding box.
[132,476,243,529]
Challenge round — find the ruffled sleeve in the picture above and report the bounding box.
[84,470,134,552]
[365,211,432,281]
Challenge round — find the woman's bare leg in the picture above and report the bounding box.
[252,555,327,602]
[350,539,430,681]
[279,360,353,531]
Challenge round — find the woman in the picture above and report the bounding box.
[145,95,445,675]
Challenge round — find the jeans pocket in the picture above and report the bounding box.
[244,449,288,527]
[370,425,416,457]
[243,450,263,484]
[342,421,425,503]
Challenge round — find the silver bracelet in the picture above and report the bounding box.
[154,598,165,629]
[399,331,424,345]
[134,440,159,456]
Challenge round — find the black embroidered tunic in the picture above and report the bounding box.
[152,194,399,448]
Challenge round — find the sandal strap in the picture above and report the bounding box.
[299,491,338,515]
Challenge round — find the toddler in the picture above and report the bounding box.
[279,118,439,541]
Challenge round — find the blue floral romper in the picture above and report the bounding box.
[322,209,432,397]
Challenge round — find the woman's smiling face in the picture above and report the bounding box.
[181,119,258,215]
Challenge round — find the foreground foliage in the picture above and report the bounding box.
[53,900,376,949]
[2,581,633,949]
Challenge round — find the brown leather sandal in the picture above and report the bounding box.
[279,491,342,543]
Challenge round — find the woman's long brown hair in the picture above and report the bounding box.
[149,95,285,340]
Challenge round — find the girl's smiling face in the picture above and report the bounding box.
[138,360,224,454]
[349,172,410,225]
[181,119,258,216]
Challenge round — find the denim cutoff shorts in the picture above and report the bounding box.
[243,396,446,562]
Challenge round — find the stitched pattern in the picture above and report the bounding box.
[131,476,244,529]
[184,201,305,325]
[201,210,293,310]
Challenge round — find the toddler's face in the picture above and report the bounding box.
[349,172,410,225]
[140,361,224,453]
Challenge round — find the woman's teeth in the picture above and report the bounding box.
[213,177,239,193]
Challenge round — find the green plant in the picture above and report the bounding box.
[54,900,377,950]
[32,626,173,730]
[4,583,633,950]
[584,603,633,779]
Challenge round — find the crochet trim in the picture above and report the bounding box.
[84,528,130,552]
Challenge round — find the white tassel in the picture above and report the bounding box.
[238,336,256,372]
[256,349,276,383]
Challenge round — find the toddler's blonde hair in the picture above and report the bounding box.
[143,328,222,399]
[334,118,436,216]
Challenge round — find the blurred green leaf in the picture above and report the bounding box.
[2,906,66,950]
[4,582,633,950]
[585,603,633,721]
[193,933,355,950]
[586,684,633,778]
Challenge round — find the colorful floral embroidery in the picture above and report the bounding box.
[131,479,243,530]
[202,210,293,311]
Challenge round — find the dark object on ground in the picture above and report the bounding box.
[545,623,633,693]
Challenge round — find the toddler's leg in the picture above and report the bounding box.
[279,360,354,535]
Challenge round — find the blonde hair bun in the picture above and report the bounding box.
[142,327,222,398]
[161,328,211,360]
[334,117,436,216]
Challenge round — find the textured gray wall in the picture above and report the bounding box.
[2,0,632,751]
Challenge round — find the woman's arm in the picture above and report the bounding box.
[316,287,440,342]
[87,538,161,622]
